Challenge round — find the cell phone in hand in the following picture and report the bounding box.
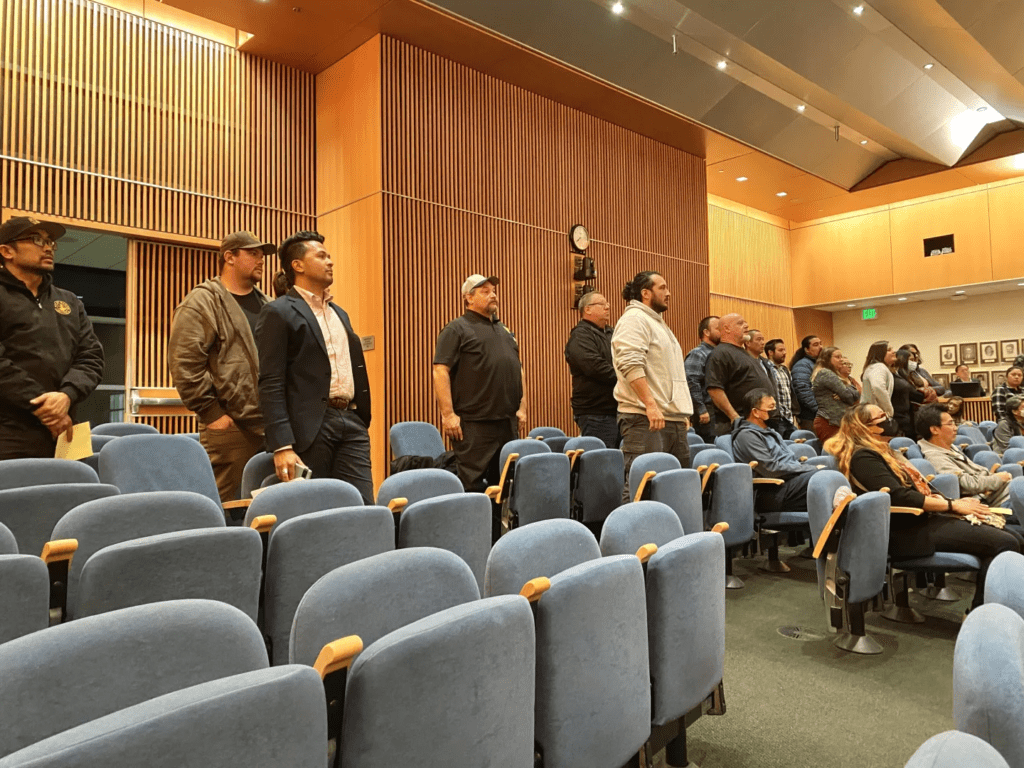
[295,463,313,480]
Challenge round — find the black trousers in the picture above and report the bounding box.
[0,422,57,461]
[925,517,1024,609]
[453,418,518,493]
[298,406,373,505]
[754,470,815,513]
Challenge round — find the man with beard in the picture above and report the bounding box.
[0,216,104,459]
[705,313,777,436]
[612,271,693,492]
[170,230,275,501]
[684,315,720,445]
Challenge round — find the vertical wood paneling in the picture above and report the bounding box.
[126,239,281,431]
[709,295,797,355]
[708,204,792,306]
[379,38,710,442]
[0,0,315,240]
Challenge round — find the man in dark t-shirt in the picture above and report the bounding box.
[705,313,777,436]
[433,274,526,524]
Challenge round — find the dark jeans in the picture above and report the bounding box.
[927,517,1024,609]
[753,469,815,513]
[298,407,373,505]
[0,421,57,461]
[692,415,716,446]
[618,413,690,501]
[574,413,620,449]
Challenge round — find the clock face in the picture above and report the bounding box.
[571,224,590,252]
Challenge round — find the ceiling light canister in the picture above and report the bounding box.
[776,192,787,197]
[796,105,806,112]
[736,176,748,182]
[853,5,864,15]
[924,63,934,70]
[717,60,727,70]
[612,2,624,14]
[860,140,868,145]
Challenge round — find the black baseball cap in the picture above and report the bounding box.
[0,216,66,245]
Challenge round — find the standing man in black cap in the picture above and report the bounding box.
[433,274,527,516]
[0,216,104,459]
[169,230,276,501]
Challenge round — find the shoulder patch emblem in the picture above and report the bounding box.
[54,300,71,315]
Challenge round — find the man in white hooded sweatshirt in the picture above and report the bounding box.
[612,271,693,497]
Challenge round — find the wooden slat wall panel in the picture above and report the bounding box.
[708,204,792,306]
[126,240,281,431]
[0,0,314,240]
[380,38,710,438]
[793,308,835,347]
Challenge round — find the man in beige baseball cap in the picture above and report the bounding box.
[433,273,527,541]
[168,230,276,502]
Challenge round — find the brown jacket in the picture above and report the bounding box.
[168,277,268,431]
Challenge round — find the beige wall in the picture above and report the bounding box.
[791,178,1024,306]
[832,292,1024,386]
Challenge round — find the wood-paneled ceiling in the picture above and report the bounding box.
[156,0,1024,222]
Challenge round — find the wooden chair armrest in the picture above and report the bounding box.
[711,522,729,534]
[534,436,544,440]
[924,474,935,482]
[890,506,925,515]
[520,577,551,603]
[748,461,759,469]
[223,499,251,510]
[700,463,720,493]
[793,438,806,444]
[633,471,657,503]
[811,493,857,559]
[798,456,808,462]
[567,449,582,470]
[388,497,408,514]
[41,538,78,564]
[752,478,785,486]
[485,485,501,500]
[249,515,277,534]
[314,635,363,679]
[992,463,1001,473]
[635,543,658,564]
[491,453,519,505]
[898,447,909,455]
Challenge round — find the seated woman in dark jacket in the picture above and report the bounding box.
[824,403,1022,610]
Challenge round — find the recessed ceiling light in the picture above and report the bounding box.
[954,290,966,295]
[924,63,934,70]
[717,60,727,70]
[853,5,864,15]
[736,176,748,182]
[776,191,788,197]
[796,105,806,112]
[611,1,624,13]
[897,297,907,301]
[717,169,724,173]
[847,304,856,308]
[977,106,988,112]
[860,139,868,145]
[1018,282,1024,286]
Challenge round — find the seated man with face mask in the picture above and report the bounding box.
[731,388,819,512]
[916,404,1012,509]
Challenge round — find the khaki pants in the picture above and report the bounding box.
[198,422,264,503]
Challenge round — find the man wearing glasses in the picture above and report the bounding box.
[169,231,275,502]
[0,216,104,459]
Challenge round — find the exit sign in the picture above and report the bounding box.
[862,308,877,320]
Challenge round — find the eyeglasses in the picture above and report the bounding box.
[12,234,57,251]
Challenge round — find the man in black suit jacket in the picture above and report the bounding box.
[256,231,373,504]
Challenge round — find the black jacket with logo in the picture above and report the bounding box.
[564,319,617,416]
[0,267,104,427]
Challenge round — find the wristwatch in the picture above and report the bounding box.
[947,499,954,512]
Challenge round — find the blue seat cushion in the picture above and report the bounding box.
[894,552,981,571]
[760,511,809,528]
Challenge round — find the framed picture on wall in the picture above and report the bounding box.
[959,343,979,367]
[993,370,1007,390]
[976,371,991,393]
[933,373,950,388]
[980,342,999,365]
[1001,339,1020,363]
[939,345,958,367]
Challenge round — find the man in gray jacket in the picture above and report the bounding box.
[916,404,1011,507]
[169,231,275,502]
[612,271,692,491]
[732,389,818,512]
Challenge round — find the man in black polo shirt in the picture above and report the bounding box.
[564,291,617,448]
[433,274,527,508]
[705,313,777,436]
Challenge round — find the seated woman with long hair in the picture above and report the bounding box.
[993,394,1024,455]
[946,396,975,427]
[810,346,860,442]
[825,403,1022,610]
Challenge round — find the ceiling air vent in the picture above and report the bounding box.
[924,234,954,258]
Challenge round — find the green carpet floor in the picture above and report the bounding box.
[673,545,972,768]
